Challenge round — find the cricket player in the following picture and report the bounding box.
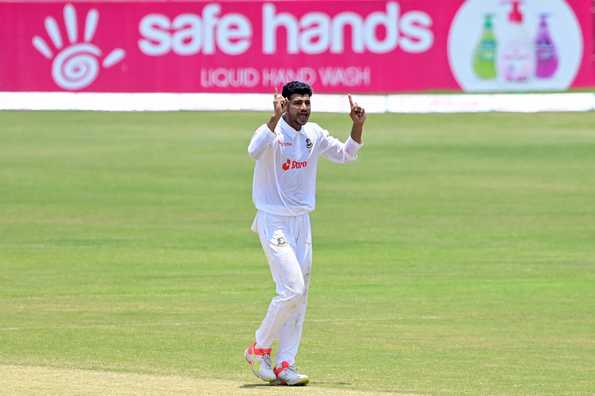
[244,81,366,386]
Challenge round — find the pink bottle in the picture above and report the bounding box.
[535,14,559,79]
[498,0,534,83]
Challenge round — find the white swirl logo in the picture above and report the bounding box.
[32,4,125,91]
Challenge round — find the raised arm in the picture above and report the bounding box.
[248,91,287,159]
[348,94,366,144]
[267,90,287,132]
[318,95,366,164]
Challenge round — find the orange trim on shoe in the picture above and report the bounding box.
[274,361,290,376]
[249,342,272,356]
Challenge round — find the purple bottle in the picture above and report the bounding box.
[535,14,559,79]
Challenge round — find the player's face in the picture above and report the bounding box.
[285,94,311,127]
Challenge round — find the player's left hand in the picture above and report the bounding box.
[348,94,366,125]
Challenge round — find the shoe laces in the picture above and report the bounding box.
[283,363,300,375]
[261,353,272,368]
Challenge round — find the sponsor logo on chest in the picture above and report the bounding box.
[282,159,308,171]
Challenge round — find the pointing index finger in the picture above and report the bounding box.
[348,94,354,109]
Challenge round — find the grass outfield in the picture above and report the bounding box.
[1,110,594,395]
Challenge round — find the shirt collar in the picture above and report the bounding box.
[280,116,304,138]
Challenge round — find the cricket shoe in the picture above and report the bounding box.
[272,361,309,386]
[244,342,276,382]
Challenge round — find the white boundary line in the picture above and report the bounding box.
[1,91,594,113]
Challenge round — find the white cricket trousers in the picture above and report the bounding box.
[251,210,312,366]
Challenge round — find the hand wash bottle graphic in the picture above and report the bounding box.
[535,14,559,79]
[498,0,535,83]
[473,14,497,80]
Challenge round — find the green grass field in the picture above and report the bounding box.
[1,110,594,395]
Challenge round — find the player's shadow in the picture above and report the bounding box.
[239,383,272,389]
[240,381,352,389]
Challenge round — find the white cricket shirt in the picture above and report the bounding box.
[248,116,363,216]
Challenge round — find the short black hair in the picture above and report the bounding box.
[282,81,312,99]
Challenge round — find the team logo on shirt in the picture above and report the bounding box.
[282,159,308,172]
[305,138,313,149]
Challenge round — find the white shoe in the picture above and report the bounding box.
[244,342,276,382]
[273,361,309,386]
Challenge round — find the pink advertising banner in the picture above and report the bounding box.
[0,0,592,93]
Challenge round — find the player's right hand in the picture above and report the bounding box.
[273,90,287,118]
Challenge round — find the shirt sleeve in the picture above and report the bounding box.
[318,128,364,163]
[248,124,276,159]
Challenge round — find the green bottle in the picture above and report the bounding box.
[473,14,497,80]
